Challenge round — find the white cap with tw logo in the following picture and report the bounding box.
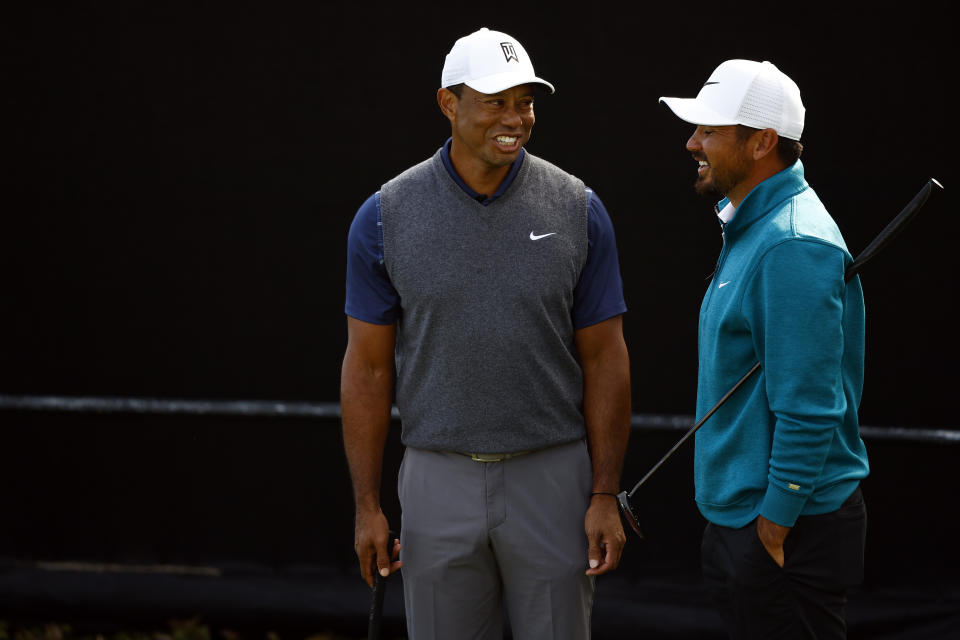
[659,59,805,141]
[441,27,555,95]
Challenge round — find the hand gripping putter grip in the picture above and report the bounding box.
[617,178,944,539]
[367,530,398,640]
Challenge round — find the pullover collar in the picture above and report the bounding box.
[715,160,809,237]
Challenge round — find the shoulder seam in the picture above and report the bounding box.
[737,237,848,316]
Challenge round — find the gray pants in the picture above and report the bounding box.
[398,440,595,640]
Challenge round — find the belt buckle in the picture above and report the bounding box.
[469,452,507,462]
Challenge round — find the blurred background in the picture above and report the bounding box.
[1,2,955,638]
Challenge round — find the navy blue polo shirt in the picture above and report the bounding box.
[345,139,626,328]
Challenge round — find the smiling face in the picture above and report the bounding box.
[439,83,535,192]
[685,124,755,203]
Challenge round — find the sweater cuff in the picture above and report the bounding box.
[759,484,807,527]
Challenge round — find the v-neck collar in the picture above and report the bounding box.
[440,137,526,206]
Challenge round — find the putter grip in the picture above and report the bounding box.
[367,530,397,640]
[844,178,940,281]
[367,573,385,640]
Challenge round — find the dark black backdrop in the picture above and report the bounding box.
[2,2,954,428]
[1,2,957,636]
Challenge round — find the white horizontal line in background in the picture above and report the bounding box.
[1,395,956,443]
[34,561,221,576]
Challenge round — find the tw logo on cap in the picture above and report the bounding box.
[500,42,519,63]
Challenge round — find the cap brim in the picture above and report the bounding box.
[658,96,738,126]
[467,72,555,95]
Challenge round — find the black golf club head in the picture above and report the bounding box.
[616,490,644,539]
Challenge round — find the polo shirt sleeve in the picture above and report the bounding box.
[572,188,628,329]
[344,191,401,325]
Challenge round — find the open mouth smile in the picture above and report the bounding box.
[494,135,521,151]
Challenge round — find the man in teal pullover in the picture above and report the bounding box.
[660,60,869,639]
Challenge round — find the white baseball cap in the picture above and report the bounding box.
[659,59,805,140]
[441,27,555,95]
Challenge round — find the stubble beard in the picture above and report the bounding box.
[693,174,724,199]
[692,145,751,200]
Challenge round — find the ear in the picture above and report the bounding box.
[752,128,779,160]
[437,88,457,122]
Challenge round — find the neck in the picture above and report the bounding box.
[728,159,789,208]
[726,181,757,210]
[448,142,514,196]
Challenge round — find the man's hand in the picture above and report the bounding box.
[354,507,402,588]
[756,514,790,567]
[342,318,399,588]
[584,494,626,575]
[575,316,630,577]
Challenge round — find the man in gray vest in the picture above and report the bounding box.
[342,27,631,639]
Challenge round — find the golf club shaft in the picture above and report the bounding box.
[626,178,942,499]
[628,362,760,498]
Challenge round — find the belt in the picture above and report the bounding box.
[456,450,535,463]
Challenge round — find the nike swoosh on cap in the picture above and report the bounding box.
[703,81,719,86]
[718,281,731,288]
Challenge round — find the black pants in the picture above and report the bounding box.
[701,487,866,640]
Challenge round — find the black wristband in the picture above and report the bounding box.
[590,491,618,498]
